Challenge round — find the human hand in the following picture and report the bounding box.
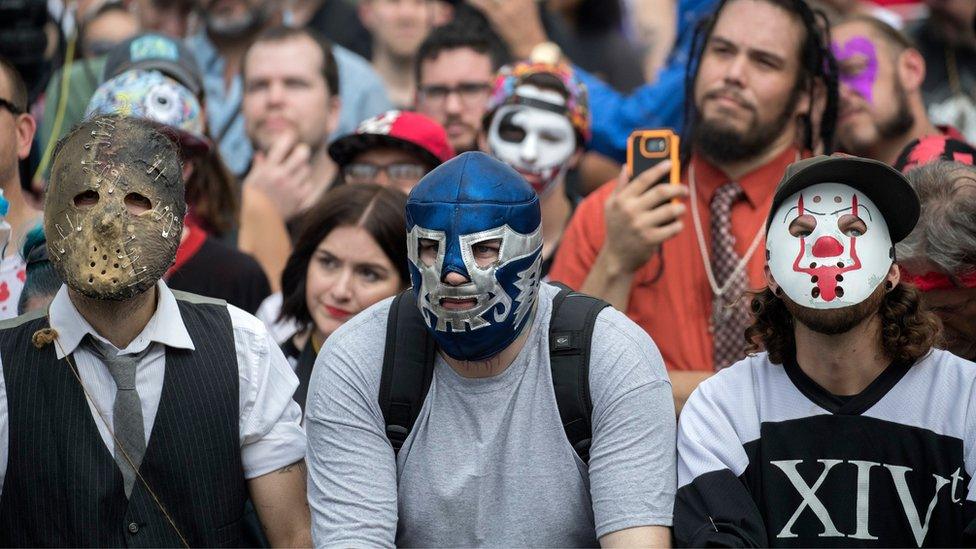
[466,0,548,59]
[600,160,688,274]
[243,132,314,221]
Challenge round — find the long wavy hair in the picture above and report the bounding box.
[744,284,942,364]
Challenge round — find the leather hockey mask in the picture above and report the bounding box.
[45,116,186,301]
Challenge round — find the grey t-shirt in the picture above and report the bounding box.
[306,283,676,546]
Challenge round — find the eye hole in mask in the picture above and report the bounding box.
[419,238,439,267]
[788,214,816,238]
[73,190,100,208]
[471,238,502,269]
[838,214,867,237]
[124,192,153,215]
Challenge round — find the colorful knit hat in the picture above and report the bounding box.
[484,61,591,144]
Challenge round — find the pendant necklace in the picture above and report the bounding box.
[688,163,767,330]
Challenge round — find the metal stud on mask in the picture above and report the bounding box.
[45,116,186,301]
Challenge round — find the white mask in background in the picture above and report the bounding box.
[487,85,576,196]
[766,182,894,310]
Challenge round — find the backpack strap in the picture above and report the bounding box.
[548,283,610,464]
[378,285,610,464]
[378,290,437,455]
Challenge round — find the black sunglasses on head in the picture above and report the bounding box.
[0,98,24,115]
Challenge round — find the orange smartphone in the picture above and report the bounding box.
[626,129,681,184]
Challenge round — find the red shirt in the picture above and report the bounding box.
[550,147,801,371]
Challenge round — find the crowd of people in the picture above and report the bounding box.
[0,0,975,546]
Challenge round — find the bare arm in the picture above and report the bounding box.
[581,249,638,312]
[601,525,671,547]
[248,460,312,548]
[238,184,292,293]
[670,371,713,416]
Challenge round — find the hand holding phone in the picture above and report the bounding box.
[627,129,681,183]
[598,130,688,274]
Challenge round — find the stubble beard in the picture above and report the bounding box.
[838,79,915,156]
[782,282,887,336]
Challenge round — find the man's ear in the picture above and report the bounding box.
[897,48,926,93]
[567,147,584,170]
[764,264,781,294]
[885,259,901,291]
[793,81,814,119]
[325,95,342,137]
[182,158,196,182]
[358,1,375,30]
[16,113,37,161]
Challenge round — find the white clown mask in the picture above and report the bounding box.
[766,182,894,309]
[487,85,576,196]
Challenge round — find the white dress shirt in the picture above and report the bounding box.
[0,281,306,496]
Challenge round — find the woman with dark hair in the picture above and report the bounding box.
[278,183,409,411]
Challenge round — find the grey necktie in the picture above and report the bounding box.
[87,336,149,498]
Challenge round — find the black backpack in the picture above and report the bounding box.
[378,285,609,463]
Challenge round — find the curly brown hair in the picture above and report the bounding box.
[744,283,943,364]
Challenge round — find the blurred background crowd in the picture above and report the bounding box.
[0,0,974,381]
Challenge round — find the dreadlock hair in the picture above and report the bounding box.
[680,0,839,164]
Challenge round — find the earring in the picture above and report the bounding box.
[884,280,893,291]
[774,287,783,297]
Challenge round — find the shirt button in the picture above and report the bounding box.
[128,522,139,534]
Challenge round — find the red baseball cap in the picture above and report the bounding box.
[329,110,455,168]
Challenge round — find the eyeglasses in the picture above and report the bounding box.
[0,98,24,116]
[417,82,493,108]
[344,162,428,185]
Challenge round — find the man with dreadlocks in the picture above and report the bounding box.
[674,155,972,547]
[0,116,311,546]
[550,0,839,411]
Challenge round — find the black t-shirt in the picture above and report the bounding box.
[167,237,271,315]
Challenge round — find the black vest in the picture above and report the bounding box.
[0,291,247,547]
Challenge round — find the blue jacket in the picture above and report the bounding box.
[578,0,717,161]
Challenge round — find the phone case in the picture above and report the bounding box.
[627,129,681,184]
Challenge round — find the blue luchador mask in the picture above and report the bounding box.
[406,152,543,361]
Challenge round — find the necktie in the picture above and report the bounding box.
[710,181,750,370]
[87,336,149,498]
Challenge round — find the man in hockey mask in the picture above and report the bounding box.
[45,114,185,300]
[672,156,973,548]
[305,151,677,545]
[0,115,312,545]
[482,61,589,276]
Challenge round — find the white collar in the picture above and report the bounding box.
[48,280,196,359]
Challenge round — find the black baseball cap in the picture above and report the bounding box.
[103,33,203,97]
[767,155,920,243]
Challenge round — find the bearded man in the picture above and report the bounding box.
[0,116,310,546]
[674,155,973,547]
[549,0,840,410]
